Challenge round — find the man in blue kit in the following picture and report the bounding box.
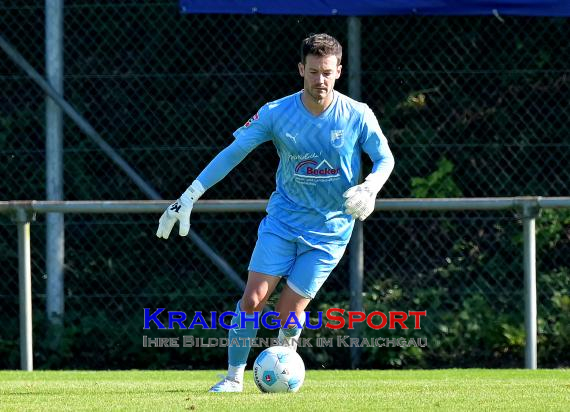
[156,33,394,392]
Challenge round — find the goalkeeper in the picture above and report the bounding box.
[156,33,394,392]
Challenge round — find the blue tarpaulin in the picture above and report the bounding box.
[180,1,570,16]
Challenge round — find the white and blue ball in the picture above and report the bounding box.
[253,346,305,393]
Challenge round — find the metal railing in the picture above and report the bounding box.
[1,196,569,371]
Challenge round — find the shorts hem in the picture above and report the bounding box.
[247,267,285,278]
[286,280,314,299]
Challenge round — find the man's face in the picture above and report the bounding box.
[298,54,342,103]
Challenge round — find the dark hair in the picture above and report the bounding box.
[300,33,342,65]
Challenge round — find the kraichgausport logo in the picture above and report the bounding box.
[143,308,427,330]
[142,308,429,349]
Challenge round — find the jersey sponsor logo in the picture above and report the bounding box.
[244,112,260,128]
[294,158,340,179]
[330,130,344,148]
[288,152,320,162]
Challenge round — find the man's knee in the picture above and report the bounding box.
[240,295,265,313]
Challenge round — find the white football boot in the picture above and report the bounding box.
[208,375,243,393]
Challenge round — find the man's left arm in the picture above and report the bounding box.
[343,106,395,221]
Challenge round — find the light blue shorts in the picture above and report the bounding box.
[248,216,348,299]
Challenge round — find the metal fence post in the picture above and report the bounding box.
[0,35,245,293]
[14,208,35,371]
[0,35,162,201]
[522,201,538,369]
[347,16,363,369]
[46,0,65,351]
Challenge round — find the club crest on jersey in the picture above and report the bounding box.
[244,112,260,128]
[330,130,344,148]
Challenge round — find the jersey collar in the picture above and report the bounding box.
[296,90,337,120]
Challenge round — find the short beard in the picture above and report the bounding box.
[306,87,330,104]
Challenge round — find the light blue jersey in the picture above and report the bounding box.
[195,90,394,367]
[230,90,393,244]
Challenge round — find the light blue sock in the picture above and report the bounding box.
[280,311,306,337]
[228,300,259,367]
[278,312,306,350]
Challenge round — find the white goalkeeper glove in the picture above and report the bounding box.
[342,175,384,221]
[156,180,205,239]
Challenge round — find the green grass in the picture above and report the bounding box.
[0,369,568,411]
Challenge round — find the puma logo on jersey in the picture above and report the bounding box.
[285,132,298,143]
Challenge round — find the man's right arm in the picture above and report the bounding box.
[196,138,258,191]
[156,104,273,239]
[155,138,264,239]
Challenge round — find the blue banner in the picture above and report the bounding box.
[180,1,570,16]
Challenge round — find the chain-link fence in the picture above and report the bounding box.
[1,1,568,369]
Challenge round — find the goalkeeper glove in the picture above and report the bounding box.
[342,175,384,221]
[156,180,205,239]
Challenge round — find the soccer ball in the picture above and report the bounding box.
[253,346,305,393]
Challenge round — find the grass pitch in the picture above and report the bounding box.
[0,369,568,411]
